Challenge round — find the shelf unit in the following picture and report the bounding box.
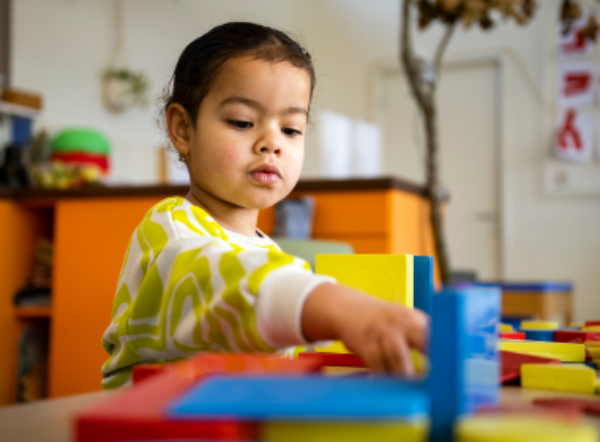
[14,307,52,319]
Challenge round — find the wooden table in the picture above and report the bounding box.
[1,388,599,442]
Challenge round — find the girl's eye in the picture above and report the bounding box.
[229,120,253,129]
[282,128,302,137]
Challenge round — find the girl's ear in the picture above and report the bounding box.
[166,103,192,156]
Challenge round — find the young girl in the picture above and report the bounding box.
[101,22,428,389]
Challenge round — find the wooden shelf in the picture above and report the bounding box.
[14,306,52,319]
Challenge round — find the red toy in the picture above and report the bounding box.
[554,330,600,343]
[585,320,600,327]
[77,354,323,442]
[500,350,561,384]
[533,398,600,417]
[500,332,525,340]
[298,352,367,367]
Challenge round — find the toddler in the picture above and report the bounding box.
[101,22,428,389]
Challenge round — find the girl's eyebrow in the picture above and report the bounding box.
[219,96,308,116]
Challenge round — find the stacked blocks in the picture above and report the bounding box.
[521,364,597,395]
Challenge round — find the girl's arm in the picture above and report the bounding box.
[302,283,429,376]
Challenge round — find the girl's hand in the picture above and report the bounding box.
[302,283,429,377]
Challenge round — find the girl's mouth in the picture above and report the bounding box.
[249,170,281,185]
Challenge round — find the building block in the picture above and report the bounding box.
[76,354,323,442]
[429,286,501,442]
[554,330,600,344]
[587,347,600,359]
[262,420,428,442]
[533,397,600,417]
[583,325,600,332]
[521,364,596,395]
[475,404,582,422]
[520,320,559,330]
[299,352,366,367]
[571,322,585,329]
[455,414,597,442]
[168,376,430,420]
[498,323,514,333]
[499,332,525,340]
[563,362,598,370]
[315,254,414,306]
[521,329,555,342]
[585,320,600,327]
[413,256,433,316]
[314,254,414,354]
[499,341,586,362]
[500,350,560,384]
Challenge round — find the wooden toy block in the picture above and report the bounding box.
[413,256,433,315]
[315,254,414,355]
[570,322,585,329]
[299,352,366,367]
[554,330,600,344]
[262,420,428,442]
[521,329,555,342]
[533,398,600,417]
[498,323,513,333]
[475,404,582,422]
[315,254,414,306]
[500,350,560,384]
[585,320,600,327]
[583,325,600,332]
[520,320,559,330]
[587,347,600,359]
[521,364,596,395]
[167,376,430,420]
[455,415,597,442]
[430,286,501,442]
[499,332,525,340]
[499,341,586,362]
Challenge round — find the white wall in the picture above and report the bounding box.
[10,0,600,320]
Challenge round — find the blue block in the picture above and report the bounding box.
[520,329,555,342]
[429,286,501,442]
[414,256,433,315]
[501,316,531,330]
[167,375,429,420]
[11,116,32,146]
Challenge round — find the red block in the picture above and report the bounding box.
[554,330,600,343]
[298,352,367,367]
[500,332,525,340]
[500,350,561,384]
[534,398,600,417]
[77,354,324,442]
[585,320,600,327]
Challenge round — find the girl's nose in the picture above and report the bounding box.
[254,131,282,156]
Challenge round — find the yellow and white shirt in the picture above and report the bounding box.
[101,196,334,389]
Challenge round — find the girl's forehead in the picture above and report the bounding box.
[208,56,312,105]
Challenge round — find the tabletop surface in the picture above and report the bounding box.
[1,387,599,442]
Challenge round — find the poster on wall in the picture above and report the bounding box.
[555,108,594,162]
[557,61,596,108]
[558,12,597,57]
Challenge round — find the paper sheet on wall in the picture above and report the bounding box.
[555,108,594,162]
[557,61,596,108]
[558,11,597,57]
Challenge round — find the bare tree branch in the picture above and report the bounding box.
[400,0,428,110]
[434,20,457,74]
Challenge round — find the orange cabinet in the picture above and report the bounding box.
[0,177,436,403]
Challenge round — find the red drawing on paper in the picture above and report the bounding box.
[563,72,592,96]
[558,109,582,151]
[562,29,587,54]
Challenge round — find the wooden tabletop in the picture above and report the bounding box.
[0,387,599,442]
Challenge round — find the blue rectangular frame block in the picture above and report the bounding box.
[520,329,555,342]
[167,376,430,421]
[429,286,501,442]
[413,256,433,316]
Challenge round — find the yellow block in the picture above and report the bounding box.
[587,347,600,358]
[498,323,513,333]
[521,363,596,395]
[263,419,428,442]
[499,341,586,362]
[585,341,600,348]
[315,254,414,356]
[583,326,600,332]
[456,415,597,442]
[596,378,600,395]
[315,254,414,307]
[520,321,559,330]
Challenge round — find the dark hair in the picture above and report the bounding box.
[162,22,315,125]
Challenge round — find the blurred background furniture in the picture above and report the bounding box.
[273,238,354,271]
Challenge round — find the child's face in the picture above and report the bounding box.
[186,56,311,210]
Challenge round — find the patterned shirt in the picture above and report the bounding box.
[101,196,334,389]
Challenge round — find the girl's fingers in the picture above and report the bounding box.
[362,338,386,373]
[404,310,430,352]
[381,327,414,377]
